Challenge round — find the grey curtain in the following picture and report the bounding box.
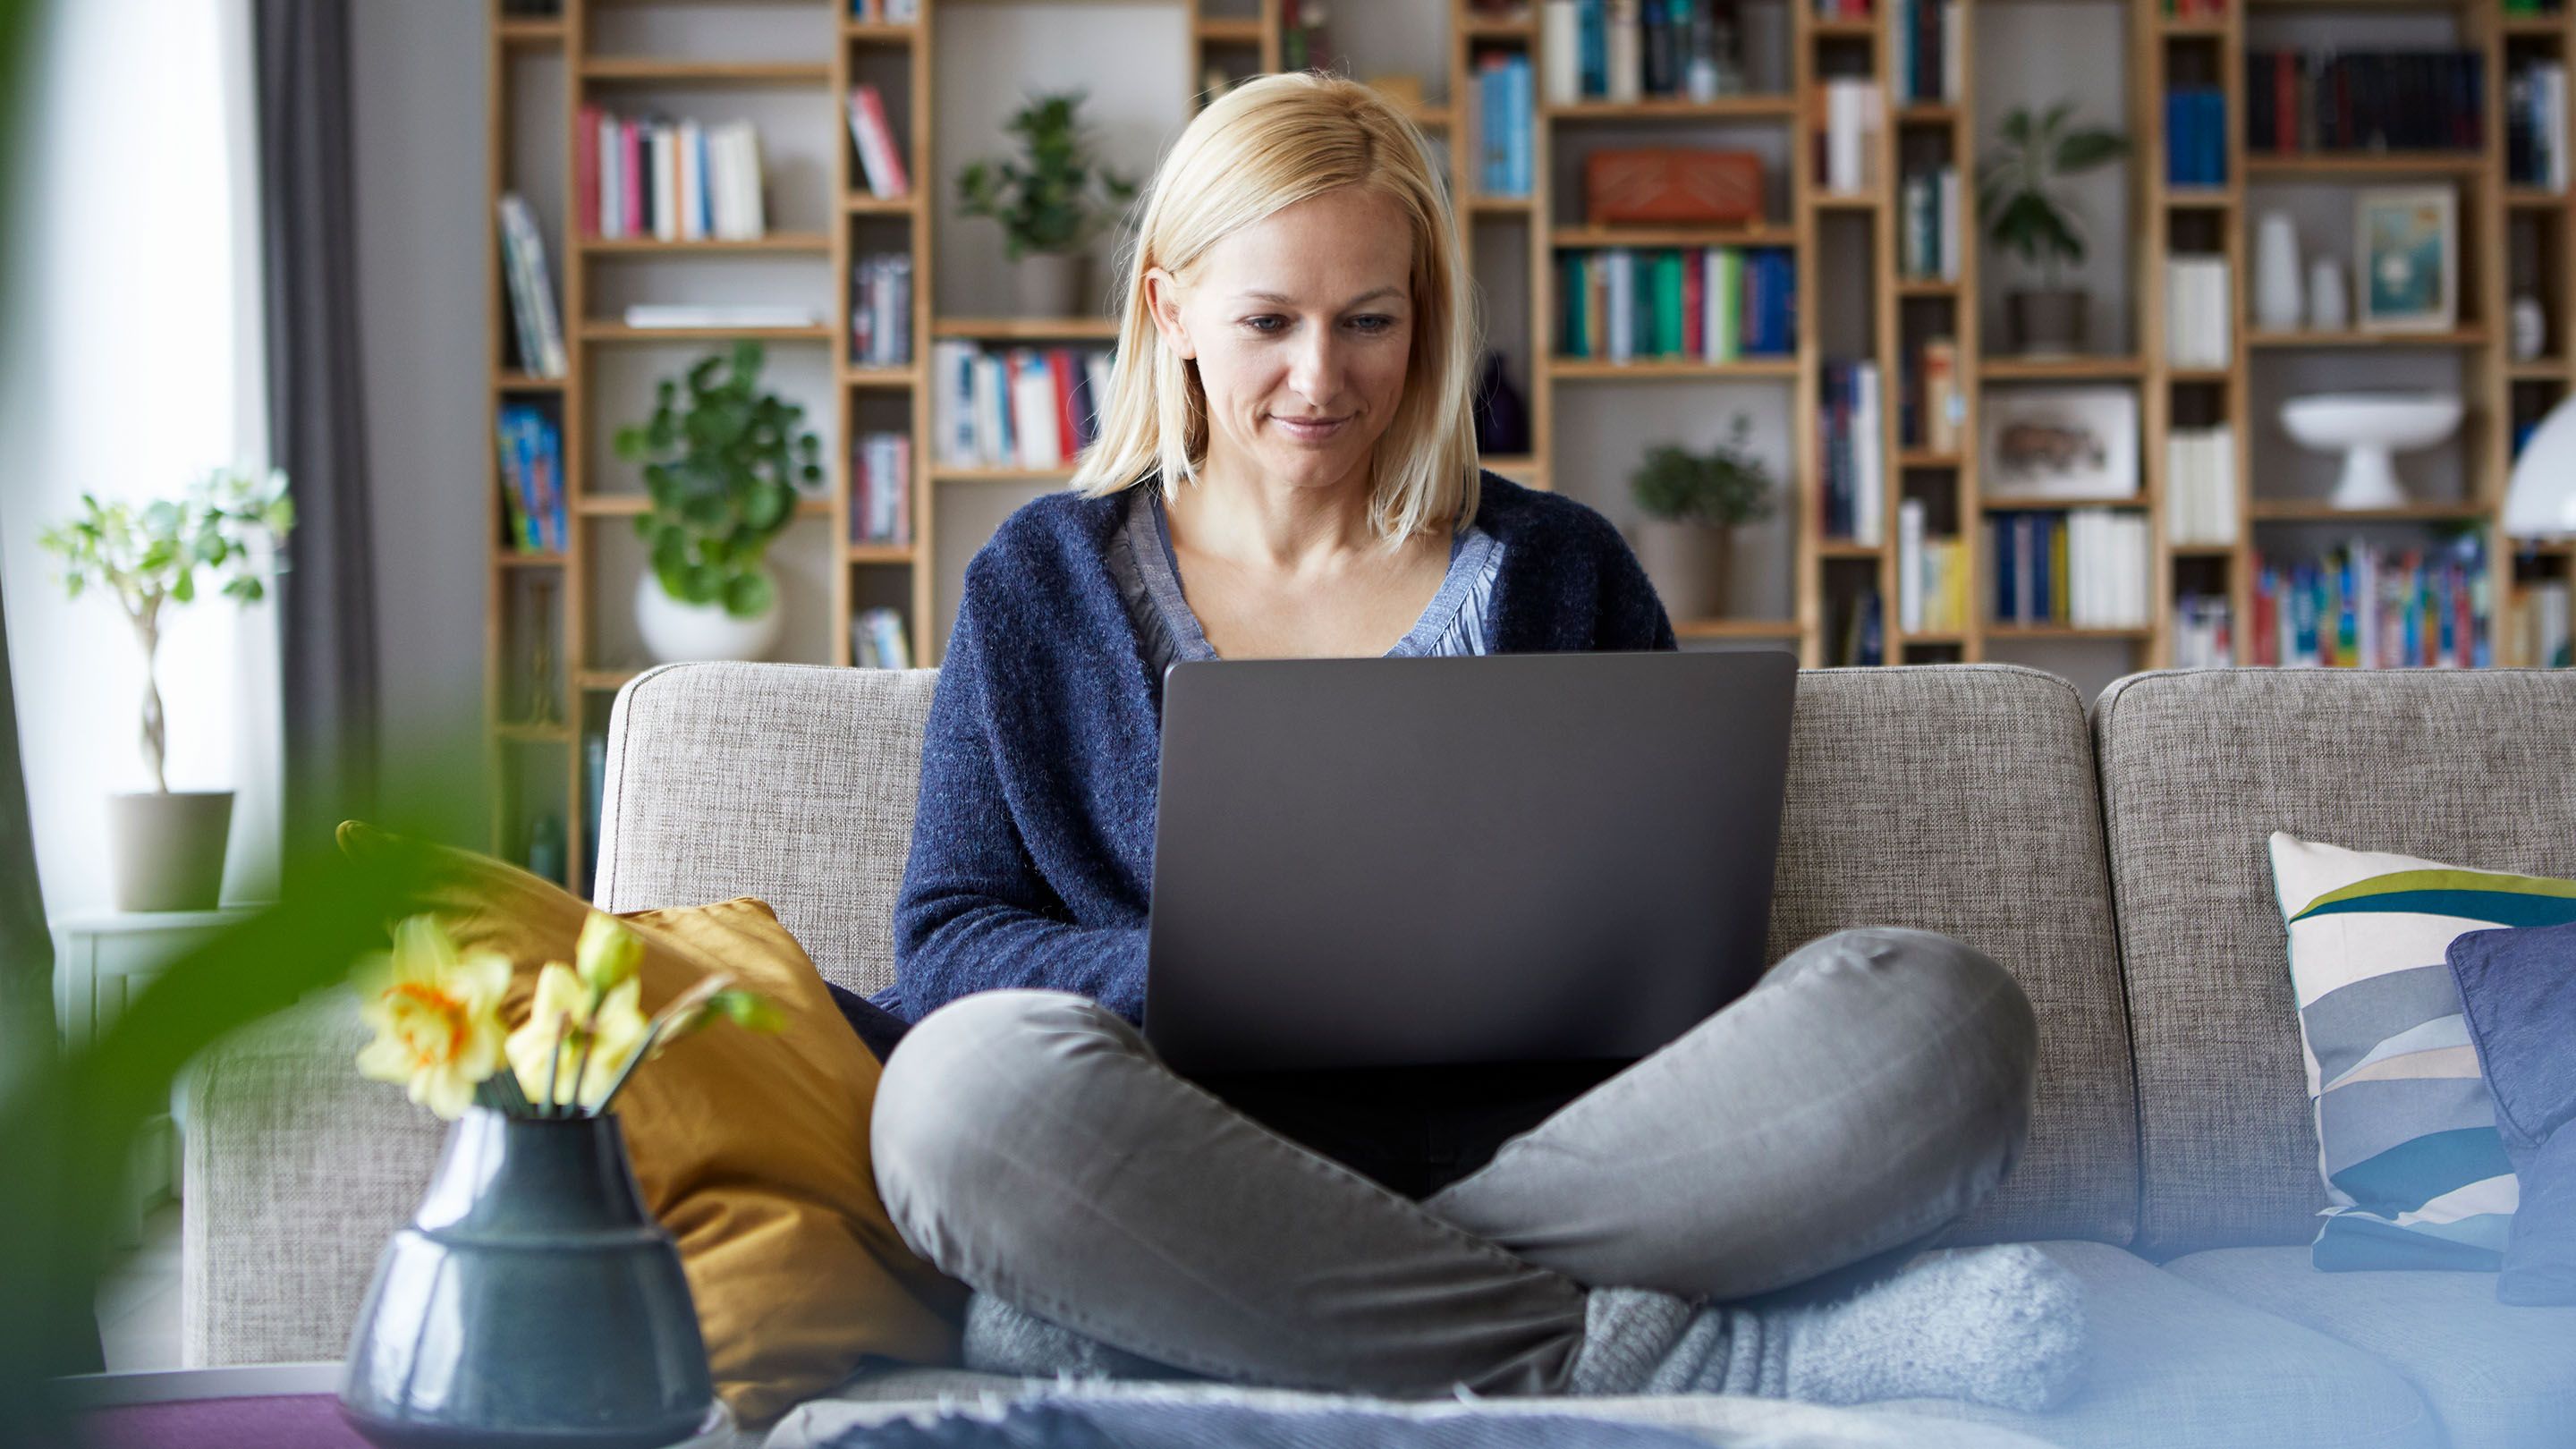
[257,0,377,854]
[0,576,52,1086]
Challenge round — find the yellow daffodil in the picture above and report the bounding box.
[353,915,513,1121]
[506,962,652,1112]
[573,910,643,993]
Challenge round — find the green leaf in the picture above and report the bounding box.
[2053,128,2129,173]
[682,564,725,605]
[721,569,774,619]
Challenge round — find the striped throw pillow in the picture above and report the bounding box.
[2268,833,2576,1272]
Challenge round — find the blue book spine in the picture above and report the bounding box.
[1579,0,1607,97]
[1511,56,1533,197]
[2165,92,2189,185]
[1995,513,2016,622]
[541,412,566,551]
[2205,91,2228,184]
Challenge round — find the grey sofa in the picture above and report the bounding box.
[185,661,2576,1449]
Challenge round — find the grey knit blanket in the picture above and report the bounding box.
[810,1398,1708,1449]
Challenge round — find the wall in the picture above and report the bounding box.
[0,0,277,921]
[352,0,492,847]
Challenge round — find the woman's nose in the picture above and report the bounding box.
[1284,325,1343,403]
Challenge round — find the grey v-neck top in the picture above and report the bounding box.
[1105,486,1504,682]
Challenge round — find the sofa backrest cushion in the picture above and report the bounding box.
[1775,665,2138,1246]
[595,662,938,995]
[594,660,2139,1244]
[2091,667,2576,1257]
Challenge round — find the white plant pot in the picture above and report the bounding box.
[1014,251,1089,318]
[634,570,783,664]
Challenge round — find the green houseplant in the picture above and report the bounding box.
[613,342,820,663]
[1979,101,2129,356]
[957,90,1137,316]
[1629,419,1776,623]
[38,466,293,911]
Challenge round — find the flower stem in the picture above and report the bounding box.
[591,1018,670,1117]
[544,1029,567,1118]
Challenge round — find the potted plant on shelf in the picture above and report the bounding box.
[957,90,1138,317]
[614,341,821,664]
[1630,419,1775,623]
[39,467,292,912]
[1979,101,2129,357]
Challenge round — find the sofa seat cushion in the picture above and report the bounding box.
[1869,1241,2435,1449]
[2164,1246,2576,1449]
[767,1376,2064,1449]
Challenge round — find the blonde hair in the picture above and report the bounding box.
[1070,72,1481,540]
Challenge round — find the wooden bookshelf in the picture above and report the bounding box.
[487,0,2575,881]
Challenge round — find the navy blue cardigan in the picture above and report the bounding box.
[885,474,1677,1024]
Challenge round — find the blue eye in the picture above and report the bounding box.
[1350,315,1396,334]
[1242,316,1285,333]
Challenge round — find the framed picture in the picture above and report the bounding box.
[2356,186,2457,333]
[1979,386,2140,500]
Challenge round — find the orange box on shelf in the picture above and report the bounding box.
[1582,149,1764,225]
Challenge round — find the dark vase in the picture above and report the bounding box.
[340,1108,717,1449]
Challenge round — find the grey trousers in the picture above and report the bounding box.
[870,927,2038,1398]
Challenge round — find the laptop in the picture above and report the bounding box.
[1142,649,1797,1077]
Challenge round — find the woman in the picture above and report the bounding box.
[869,73,2083,1410]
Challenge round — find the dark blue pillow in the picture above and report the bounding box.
[2446,920,2576,1305]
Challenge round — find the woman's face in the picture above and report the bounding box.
[1148,186,1417,496]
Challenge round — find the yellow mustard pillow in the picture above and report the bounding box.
[339,823,965,1422]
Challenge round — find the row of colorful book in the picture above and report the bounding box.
[851,254,912,368]
[496,403,566,555]
[2249,538,2493,668]
[1991,509,2152,629]
[1539,0,1750,106]
[848,0,919,20]
[1896,165,1960,282]
[1895,500,1968,634]
[2164,86,2226,186]
[852,607,913,669]
[1890,0,1961,106]
[1474,52,1535,199]
[1819,361,1885,545]
[1897,337,1962,454]
[2165,424,2238,547]
[852,431,911,546]
[498,194,566,378]
[1557,248,1796,362]
[2243,50,2484,155]
[2173,594,2234,668]
[931,343,1115,471]
[2506,61,2569,192]
[2159,0,2225,16]
[576,108,767,242]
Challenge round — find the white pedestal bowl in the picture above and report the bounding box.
[2279,393,2463,510]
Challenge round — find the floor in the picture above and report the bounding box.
[95,1202,183,1372]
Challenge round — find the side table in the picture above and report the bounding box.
[52,909,258,1243]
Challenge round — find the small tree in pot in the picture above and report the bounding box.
[614,342,821,664]
[1630,419,1775,623]
[40,467,293,911]
[957,90,1137,317]
[1979,102,2128,357]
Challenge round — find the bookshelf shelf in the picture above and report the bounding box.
[572,495,835,519]
[931,316,1122,339]
[577,58,832,86]
[1818,540,1885,559]
[843,22,919,45]
[1546,96,1801,122]
[1467,194,1537,212]
[1547,358,1801,379]
[2248,500,2490,521]
[497,19,564,47]
[2171,544,2239,558]
[577,322,836,342]
[1810,20,1877,38]
[846,366,919,388]
[2506,188,2568,208]
[1196,18,1266,42]
[2247,328,2489,349]
[577,233,831,254]
[2241,152,2487,178]
[1550,224,1798,248]
[493,551,566,568]
[575,669,642,693]
[1979,356,2146,379]
[495,372,564,391]
[848,544,917,564]
[1897,451,1963,468]
[1984,625,2157,640]
[1979,497,2148,512]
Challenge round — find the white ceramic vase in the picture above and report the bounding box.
[2308,258,2351,332]
[634,569,783,664]
[2255,212,2304,333]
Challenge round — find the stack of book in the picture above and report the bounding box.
[845,85,912,199]
[850,254,913,366]
[2165,86,2226,185]
[2165,256,2231,369]
[1539,0,1749,106]
[1817,78,1885,195]
[1900,337,1962,453]
[2250,536,2492,667]
[2508,61,2569,191]
[931,343,1115,470]
[1476,51,1535,197]
[1557,247,1796,361]
[497,195,567,378]
[852,607,912,669]
[496,403,565,554]
[849,0,919,20]
[1819,361,1885,544]
[2243,50,2485,154]
[2164,423,2238,545]
[852,432,911,546]
[2517,580,2571,667]
[578,108,767,241]
[2173,594,2234,666]
[1891,0,1960,105]
[1897,165,1961,281]
[1896,500,1968,634]
[1989,509,2150,628]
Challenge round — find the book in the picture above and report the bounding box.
[853,606,912,668]
[496,194,568,377]
[2245,49,2486,155]
[583,112,768,241]
[852,431,911,545]
[1820,79,1882,195]
[1607,0,1642,105]
[847,85,911,198]
[933,343,1119,469]
[2165,256,2231,369]
[850,253,913,366]
[1543,1,1581,104]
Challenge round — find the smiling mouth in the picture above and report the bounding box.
[1271,414,1351,440]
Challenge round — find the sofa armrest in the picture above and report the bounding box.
[182,990,447,1367]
